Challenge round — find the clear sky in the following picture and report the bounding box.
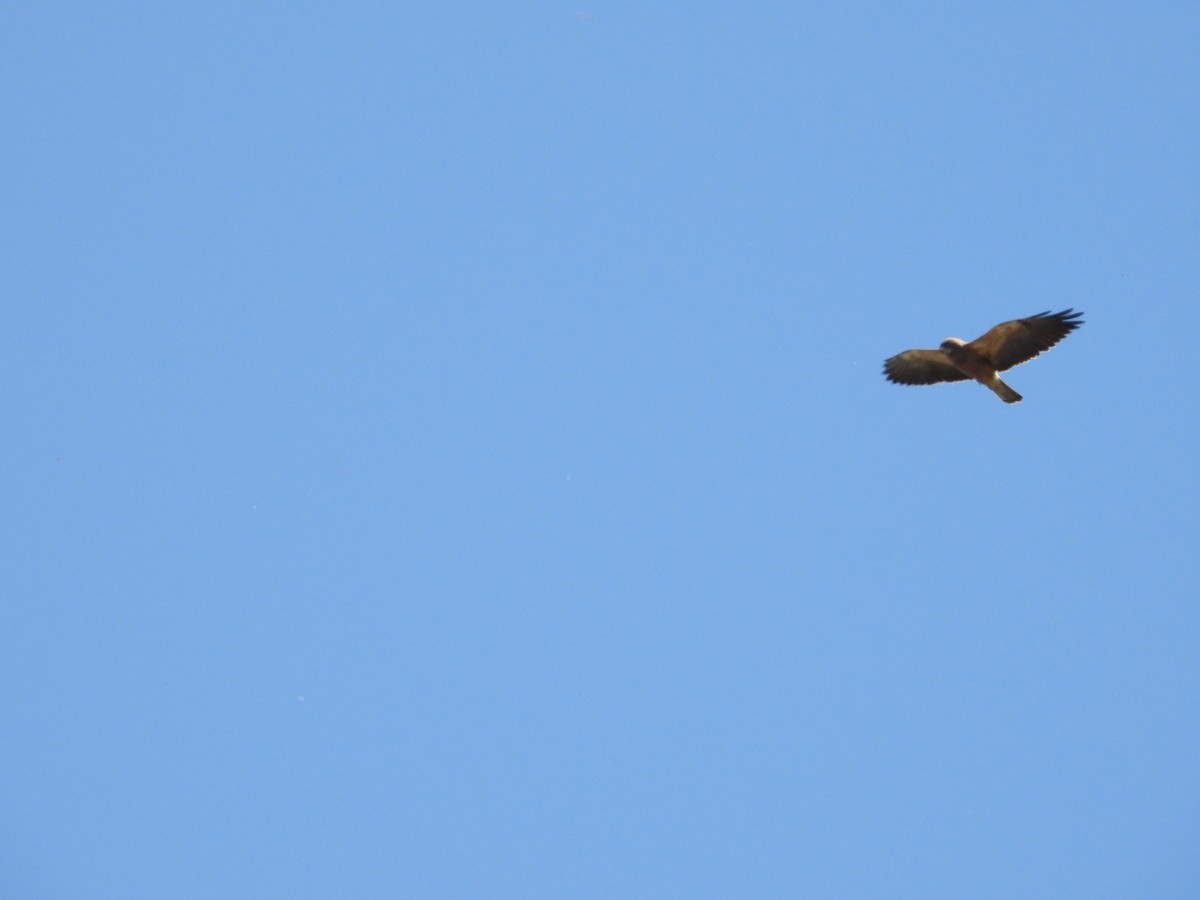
[3,4,1198,897]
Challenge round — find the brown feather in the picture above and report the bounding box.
[883,349,970,386]
[966,309,1084,372]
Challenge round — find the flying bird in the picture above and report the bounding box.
[883,309,1083,404]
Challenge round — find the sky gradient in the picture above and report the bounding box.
[3,4,1199,897]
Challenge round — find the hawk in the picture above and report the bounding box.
[883,309,1083,404]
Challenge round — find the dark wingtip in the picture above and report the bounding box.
[882,358,904,385]
[1058,308,1084,328]
[1029,308,1085,328]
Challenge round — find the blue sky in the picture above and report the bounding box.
[3,4,1198,897]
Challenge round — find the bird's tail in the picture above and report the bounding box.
[989,377,1022,404]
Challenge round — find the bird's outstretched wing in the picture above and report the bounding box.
[968,309,1084,372]
[883,349,970,386]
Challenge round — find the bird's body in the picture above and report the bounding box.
[937,338,1024,403]
[883,309,1083,404]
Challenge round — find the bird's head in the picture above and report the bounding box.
[940,338,965,352]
